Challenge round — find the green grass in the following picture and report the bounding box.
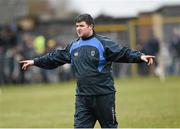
[0,76,180,127]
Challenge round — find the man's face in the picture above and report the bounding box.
[76,21,93,38]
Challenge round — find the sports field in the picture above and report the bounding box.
[0,76,180,128]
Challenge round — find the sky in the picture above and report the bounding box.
[68,0,180,17]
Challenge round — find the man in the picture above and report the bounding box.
[20,14,154,128]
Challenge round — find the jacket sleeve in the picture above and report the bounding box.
[104,39,144,63]
[33,44,71,69]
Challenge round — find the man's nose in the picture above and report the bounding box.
[76,27,81,30]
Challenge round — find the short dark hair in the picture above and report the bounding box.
[74,14,95,26]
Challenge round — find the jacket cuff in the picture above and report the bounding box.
[138,52,145,63]
[33,58,39,66]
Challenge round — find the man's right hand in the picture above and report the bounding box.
[19,60,34,70]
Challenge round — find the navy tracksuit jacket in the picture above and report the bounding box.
[34,33,143,95]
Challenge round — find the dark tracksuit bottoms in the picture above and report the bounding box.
[74,93,117,128]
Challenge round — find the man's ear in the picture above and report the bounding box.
[89,24,94,29]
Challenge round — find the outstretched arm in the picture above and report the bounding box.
[103,38,155,64]
[19,49,70,70]
[19,43,72,70]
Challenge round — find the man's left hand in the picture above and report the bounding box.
[141,55,155,65]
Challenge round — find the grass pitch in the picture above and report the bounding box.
[0,76,180,127]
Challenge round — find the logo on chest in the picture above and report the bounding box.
[73,50,96,57]
[74,52,78,57]
[91,50,95,56]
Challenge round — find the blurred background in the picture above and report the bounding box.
[0,0,180,84]
[0,0,180,128]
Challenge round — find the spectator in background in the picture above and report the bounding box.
[33,34,48,83]
[19,33,36,83]
[2,25,19,83]
[33,35,46,55]
[141,36,160,75]
[169,28,180,75]
[0,25,6,84]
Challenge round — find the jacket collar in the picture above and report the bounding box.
[81,33,95,40]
